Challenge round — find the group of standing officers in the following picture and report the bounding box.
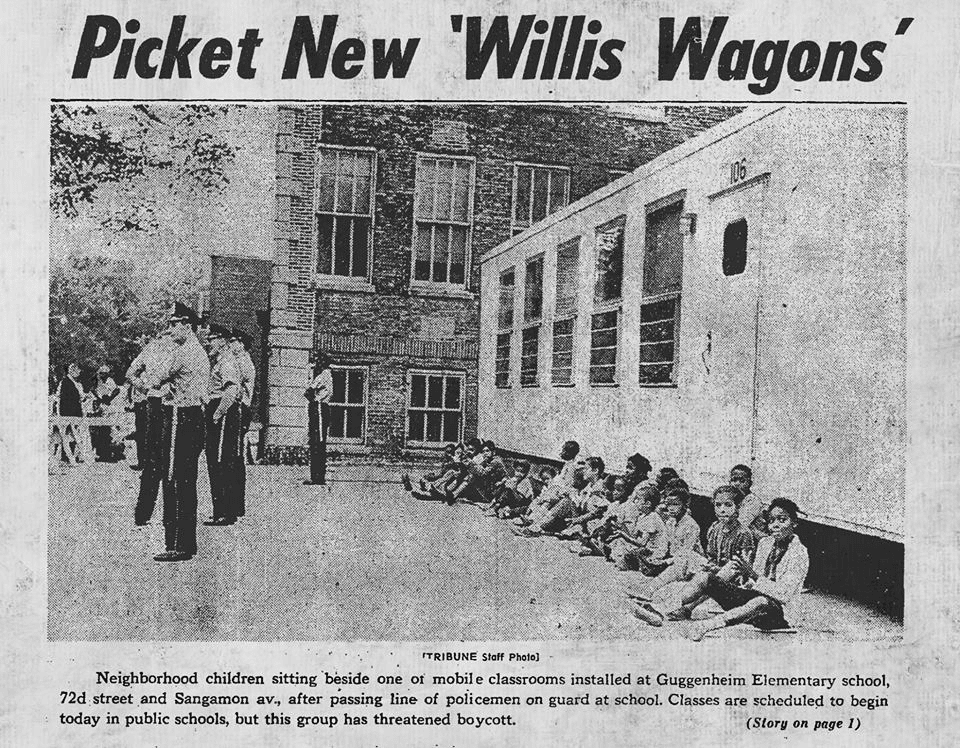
[125,302,256,562]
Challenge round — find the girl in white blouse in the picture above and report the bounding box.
[687,497,809,641]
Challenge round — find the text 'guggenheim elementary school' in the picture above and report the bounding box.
[208,103,904,614]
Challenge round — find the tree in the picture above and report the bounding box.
[49,104,242,387]
[50,104,236,232]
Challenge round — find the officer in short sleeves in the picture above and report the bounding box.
[149,303,210,562]
[204,324,243,526]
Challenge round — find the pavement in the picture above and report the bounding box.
[47,463,902,642]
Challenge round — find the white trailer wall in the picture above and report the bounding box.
[478,106,905,540]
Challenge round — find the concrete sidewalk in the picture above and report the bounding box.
[47,463,902,642]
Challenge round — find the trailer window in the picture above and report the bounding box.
[723,218,748,276]
[638,298,679,385]
[498,267,515,329]
[551,318,575,385]
[495,332,512,388]
[594,216,625,304]
[555,237,580,318]
[520,326,540,386]
[640,198,684,386]
[524,255,544,323]
[590,310,619,385]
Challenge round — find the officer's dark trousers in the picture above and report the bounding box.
[160,405,204,555]
[308,401,329,485]
[206,399,243,521]
[134,397,163,524]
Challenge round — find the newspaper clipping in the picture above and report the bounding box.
[1,0,957,745]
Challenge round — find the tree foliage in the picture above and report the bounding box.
[49,104,240,387]
[50,104,236,232]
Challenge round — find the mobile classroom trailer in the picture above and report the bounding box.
[478,106,905,613]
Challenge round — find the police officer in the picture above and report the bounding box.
[230,329,256,516]
[126,328,174,525]
[150,303,210,562]
[204,324,243,526]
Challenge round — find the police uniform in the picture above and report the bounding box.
[205,326,244,525]
[306,364,333,486]
[231,330,256,516]
[126,333,174,525]
[151,304,210,562]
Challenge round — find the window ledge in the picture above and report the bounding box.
[637,383,679,389]
[313,275,376,294]
[551,382,576,388]
[590,382,620,388]
[409,283,476,301]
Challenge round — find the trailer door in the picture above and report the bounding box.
[689,174,770,476]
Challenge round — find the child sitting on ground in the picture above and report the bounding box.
[687,497,809,641]
[663,484,757,622]
[487,459,537,517]
[401,443,458,494]
[564,475,629,552]
[453,439,507,505]
[518,457,605,536]
[517,441,581,526]
[604,485,668,570]
[623,487,705,623]
[729,464,769,540]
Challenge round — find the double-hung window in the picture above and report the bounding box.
[590,216,625,385]
[512,163,570,235]
[407,371,464,445]
[327,366,368,443]
[315,147,376,279]
[412,155,474,287]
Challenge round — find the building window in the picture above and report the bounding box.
[524,255,544,323]
[555,237,580,318]
[589,310,619,385]
[328,366,367,443]
[551,318,575,385]
[498,267,515,329]
[520,326,540,387]
[412,155,474,287]
[512,163,570,235]
[638,297,680,385]
[639,198,684,385]
[495,333,512,389]
[594,216,625,304]
[552,237,579,386]
[407,371,464,445]
[315,147,376,278]
[723,218,748,276]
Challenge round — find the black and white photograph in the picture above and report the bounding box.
[48,102,904,643]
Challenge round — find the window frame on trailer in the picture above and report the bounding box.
[495,266,515,389]
[520,253,545,387]
[410,152,476,290]
[638,191,686,388]
[511,162,571,236]
[326,364,370,445]
[551,236,581,387]
[405,369,466,448]
[589,215,626,387]
[313,144,378,282]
